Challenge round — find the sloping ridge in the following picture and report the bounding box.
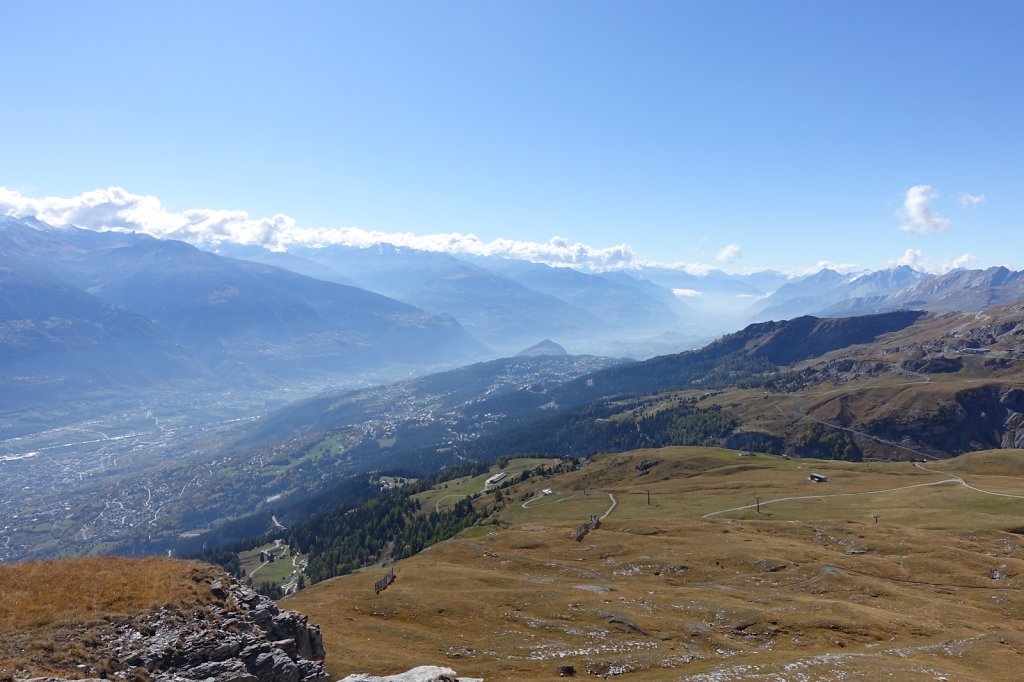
[517,339,568,357]
[550,309,927,404]
[744,310,927,365]
[824,267,1024,317]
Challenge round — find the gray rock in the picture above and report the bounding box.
[295,661,330,682]
[249,651,298,682]
[16,573,327,682]
[125,576,323,682]
[210,580,228,600]
[184,659,257,682]
[207,635,244,661]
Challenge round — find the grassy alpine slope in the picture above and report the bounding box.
[286,446,1024,680]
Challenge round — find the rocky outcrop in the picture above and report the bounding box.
[18,576,328,682]
[999,388,1024,449]
[861,385,1024,455]
[116,578,327,682]
[901,355,963,374]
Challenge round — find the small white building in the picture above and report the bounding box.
[486,472,507,486]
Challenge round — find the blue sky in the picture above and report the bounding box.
[2,1,1021,274]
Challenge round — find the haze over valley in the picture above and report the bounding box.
[3,3,1024,680]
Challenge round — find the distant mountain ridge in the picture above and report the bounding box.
[6,212,1024,433]
[749,264,1024,323]
[217,242,699,354]
[822,266,1024,317]
[533,309,929,410]
[216,239,1024,354]
[517,339,568,357]
[227,309,929,481]
[0,216,485,414]
[0,261,207,411]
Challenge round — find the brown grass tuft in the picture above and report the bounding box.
[0,557,219,632]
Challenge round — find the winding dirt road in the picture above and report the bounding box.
[522,490,618,520]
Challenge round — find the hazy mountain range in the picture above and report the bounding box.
[5,214,1024,425]
[214,241,699,351]
[0,217,481,415]
[215,237,1024,340]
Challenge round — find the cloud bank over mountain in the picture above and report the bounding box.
[0,186,719,274]
[0,185,990,277]
[890,248,979,274]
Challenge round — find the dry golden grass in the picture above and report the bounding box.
[8,442,1024,680]
[930,449,1024,476]
[0,557,218,631]
[505,447,1007,527]
[0,557,220,678]
[287,446,1024,680]
[288,518,1024,681]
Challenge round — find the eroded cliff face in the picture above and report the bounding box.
[17,576,328,682]
[999,388,1024,449]
[863,385,1024,455]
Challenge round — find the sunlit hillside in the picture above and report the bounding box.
[287,447,1024,680]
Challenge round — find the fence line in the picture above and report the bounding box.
[374,567,396,594]
[570,514,601,541]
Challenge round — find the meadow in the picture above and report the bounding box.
[287,446,1024,680]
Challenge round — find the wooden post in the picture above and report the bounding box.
[755,496,761,514]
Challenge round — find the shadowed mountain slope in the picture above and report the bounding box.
[0,216,485,410]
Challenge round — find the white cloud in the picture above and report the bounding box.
[715,242,741,263]
[958,192,985,207]
[894,248,924,268]
[662,261,716,276]
[888,248,977,274]
[2,185,719,273]
[899,184,951,234]
[0,186,299,250]
[948,253,979,270]
[672,288,703,298]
